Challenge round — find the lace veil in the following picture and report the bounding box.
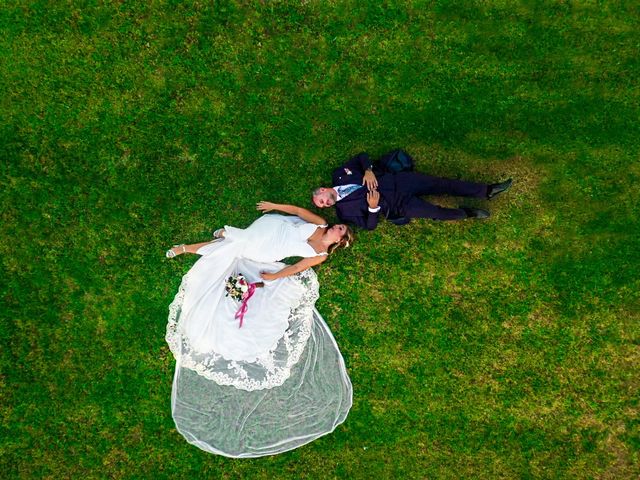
[166,268,352,457]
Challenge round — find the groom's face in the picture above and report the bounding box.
[312,188,337,208]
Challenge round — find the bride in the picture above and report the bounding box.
[165,201,354,458]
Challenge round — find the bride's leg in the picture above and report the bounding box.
[184,242,214,254]
[167,241,215,257]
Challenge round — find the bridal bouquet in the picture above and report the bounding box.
[225,274,264,328]
[225,274,251,302]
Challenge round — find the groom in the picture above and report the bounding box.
[312,152,512,230]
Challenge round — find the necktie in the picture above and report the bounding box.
[336,184,363,199]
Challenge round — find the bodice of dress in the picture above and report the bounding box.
[288,220,329,257]
[223,214,328,263]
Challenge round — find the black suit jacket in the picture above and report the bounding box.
[332,153,401,230]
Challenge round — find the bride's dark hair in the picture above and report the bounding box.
[327,225,354,254]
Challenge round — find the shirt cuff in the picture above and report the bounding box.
[368,206,381,213]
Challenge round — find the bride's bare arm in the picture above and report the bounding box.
[256,201,327,225]
[260,255,327,281]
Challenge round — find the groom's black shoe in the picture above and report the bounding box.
[487,178,513,199]
[461,207,490,219]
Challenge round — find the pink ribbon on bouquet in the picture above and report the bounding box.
[234,283,257,328]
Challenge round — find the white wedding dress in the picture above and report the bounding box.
[166,214,352,457]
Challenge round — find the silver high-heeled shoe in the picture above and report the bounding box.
[166,244,186,258]
[212,228,225,239]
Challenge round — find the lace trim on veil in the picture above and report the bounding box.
[166,269,319,392]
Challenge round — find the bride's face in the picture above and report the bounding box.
[325,224,347,243]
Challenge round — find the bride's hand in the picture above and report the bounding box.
[257,201,278,212]
[260,271,277,281]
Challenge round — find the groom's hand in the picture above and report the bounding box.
[367,190,380,209]
[363,168,378,191]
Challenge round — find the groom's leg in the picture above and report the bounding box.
[404,197,468,221]
[398,172,488,198]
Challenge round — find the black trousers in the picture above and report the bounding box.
[393,172,488,221]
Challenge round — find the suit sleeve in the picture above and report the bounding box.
[337,206,380,231]
[365,210,379,230]
[343,152,373,175]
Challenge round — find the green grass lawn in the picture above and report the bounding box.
[2,1,639,478]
